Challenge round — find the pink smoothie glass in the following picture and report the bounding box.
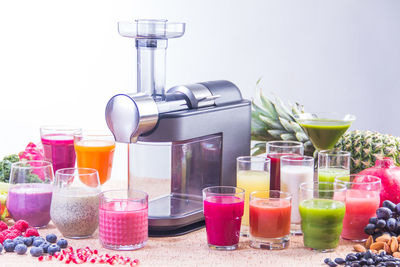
[202,186,245,250]
[99,189,148,250]
[335,174,381,242]
[7,160,54,228]
[40,126,82,172]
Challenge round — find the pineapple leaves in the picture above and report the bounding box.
[259,115,284,130]
[267,130,288,139]
[259,91,278,119]
[251,142,266,156]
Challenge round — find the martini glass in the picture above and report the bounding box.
[293,112,356,152]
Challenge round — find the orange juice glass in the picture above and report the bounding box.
[75,132,116,185]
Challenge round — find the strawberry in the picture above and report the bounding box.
[13,220,29,232]
[0,221,8,232]
[25,227,39,237]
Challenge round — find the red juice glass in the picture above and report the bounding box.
[40,126,82,172]
[249,190,292,249]
[335,174,381,242]
[99,189,148,250]
[202,186,245,250]
[266,141,304,190]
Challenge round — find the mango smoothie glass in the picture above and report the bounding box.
[299,182,347,252]
[74,132,116,185]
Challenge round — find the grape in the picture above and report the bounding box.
[383,200,396,211]
[364,224,376,235]
[396,203,400,214]
[376,219,387,229]
[376,207,392,220]
[388,218,397,232]
[369,217,378,224]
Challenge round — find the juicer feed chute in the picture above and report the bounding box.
[105,20,251,236]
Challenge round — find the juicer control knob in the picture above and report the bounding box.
[167,83,216,109]
[105,94,159,143]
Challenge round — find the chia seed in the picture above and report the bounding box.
[50,188,99,238]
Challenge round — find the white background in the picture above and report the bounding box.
[1,0,399,181]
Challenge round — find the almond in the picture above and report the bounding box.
[353,244,366,253]
[365,235,373,249]
[391,237,399,253]
[371,249,378,254]
[376,234,391,243]
[397,236,400,244]
[384,242,391,254]
[393,252,400,258]
[370,242,385,251]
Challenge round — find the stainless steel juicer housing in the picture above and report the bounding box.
[105,20,251,236]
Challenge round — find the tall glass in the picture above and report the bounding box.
[40,126,82,172]
[202,186,245,251]
[266,141,304,191]
[249,190,292,250]
[99,189,148,250]
[318,150,350,183]
[280,155,314,235]
[299,182,347,252]
[51,168,101,239]
[7,160,54,227]
[74,131,116,185]
[236,156,270,237]
[335,175,381,242]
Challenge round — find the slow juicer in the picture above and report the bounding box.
[105,19,251,236]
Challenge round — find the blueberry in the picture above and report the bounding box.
[13,237,24,245]
[350,263,360,267]
[3,238,13,244]
[383,200,396,211]
[23,236,33,247]
[30,246,44,257]
[46,233,57,243]
[365,224,376,235]
[14,244,27,255]
[335,258,346,264]
[355,252,364,259]
[57,238,68,249]
[369,217,379,224]
[4,241,15,252]
[386,261,396,267]
[359,258,368,265]
[327,261,338,267]
[33,238,45,247]
[324,258,332,264]
[47,244,60,255]
[376,207,392,220]
[39,242,50,253]
[365,250,374,259]
[346,254,358,261]
[0,243,3,253]
[376,219,387,229]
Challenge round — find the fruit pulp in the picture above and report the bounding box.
[299,198,345,250]
[298,119,351,150]
[341,189,380,241]
[249,198,291,238]
[318,168,350,183]
[75,140,115,184]
[6,183,53,227]
[267,153,295,191]
[280,165,314,224]
[99,200,148,247]
[236,170,269,226]
[203,196,244,247]
[41,134,76,172]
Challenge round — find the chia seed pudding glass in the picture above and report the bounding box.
[7,160,54,228]
[99,189,148,250]
[51,168,101,239]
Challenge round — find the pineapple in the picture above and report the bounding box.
[251,85,400,173]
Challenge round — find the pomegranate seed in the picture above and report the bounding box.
[133,259,139,264]
[58,255,65,261]
[124,257,131,262]
[93,249,98,254]
[45,255,53,261]
[130,262,136,267]
[38,256,44,262]
[65,258,72,264]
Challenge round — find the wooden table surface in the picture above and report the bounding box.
[1,177,356,267]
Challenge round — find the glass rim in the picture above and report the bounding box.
[250,190,292,200]
[11,160,53,169]
[265,140,303,149]
[293,112,356,122]
[334,174,381,185]
[299,181,347,192]
[55,167,99,176]
[202,186,245,195]
[280,155,314,162]
[100,189,148,201]
[318,149,351,157]
[236,156,270,163]
[40,125,82,131]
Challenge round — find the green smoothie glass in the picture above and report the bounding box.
[318,150,350,184]
[299,182,347,252]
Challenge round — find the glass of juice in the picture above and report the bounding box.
[236,156,270,237]
[7,160,54,228]
[335,174,381,242]
[99,189,148,250]
[74,131,116,185]
[51,168,101,239]
[266,141,304,191]
[280,155,314,235]
[40,126,82,172]
[249,190,292,249]
[202,186,245,250]
[318,150,350,183]
[299,182,347,252]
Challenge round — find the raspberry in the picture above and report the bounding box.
[0,233,5,244]
[13,220,29,232]
[0,221,8,232]
[11,229,22,236]
[25,228,39,237]
[5,232,19,240]
[1,229,11,236]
